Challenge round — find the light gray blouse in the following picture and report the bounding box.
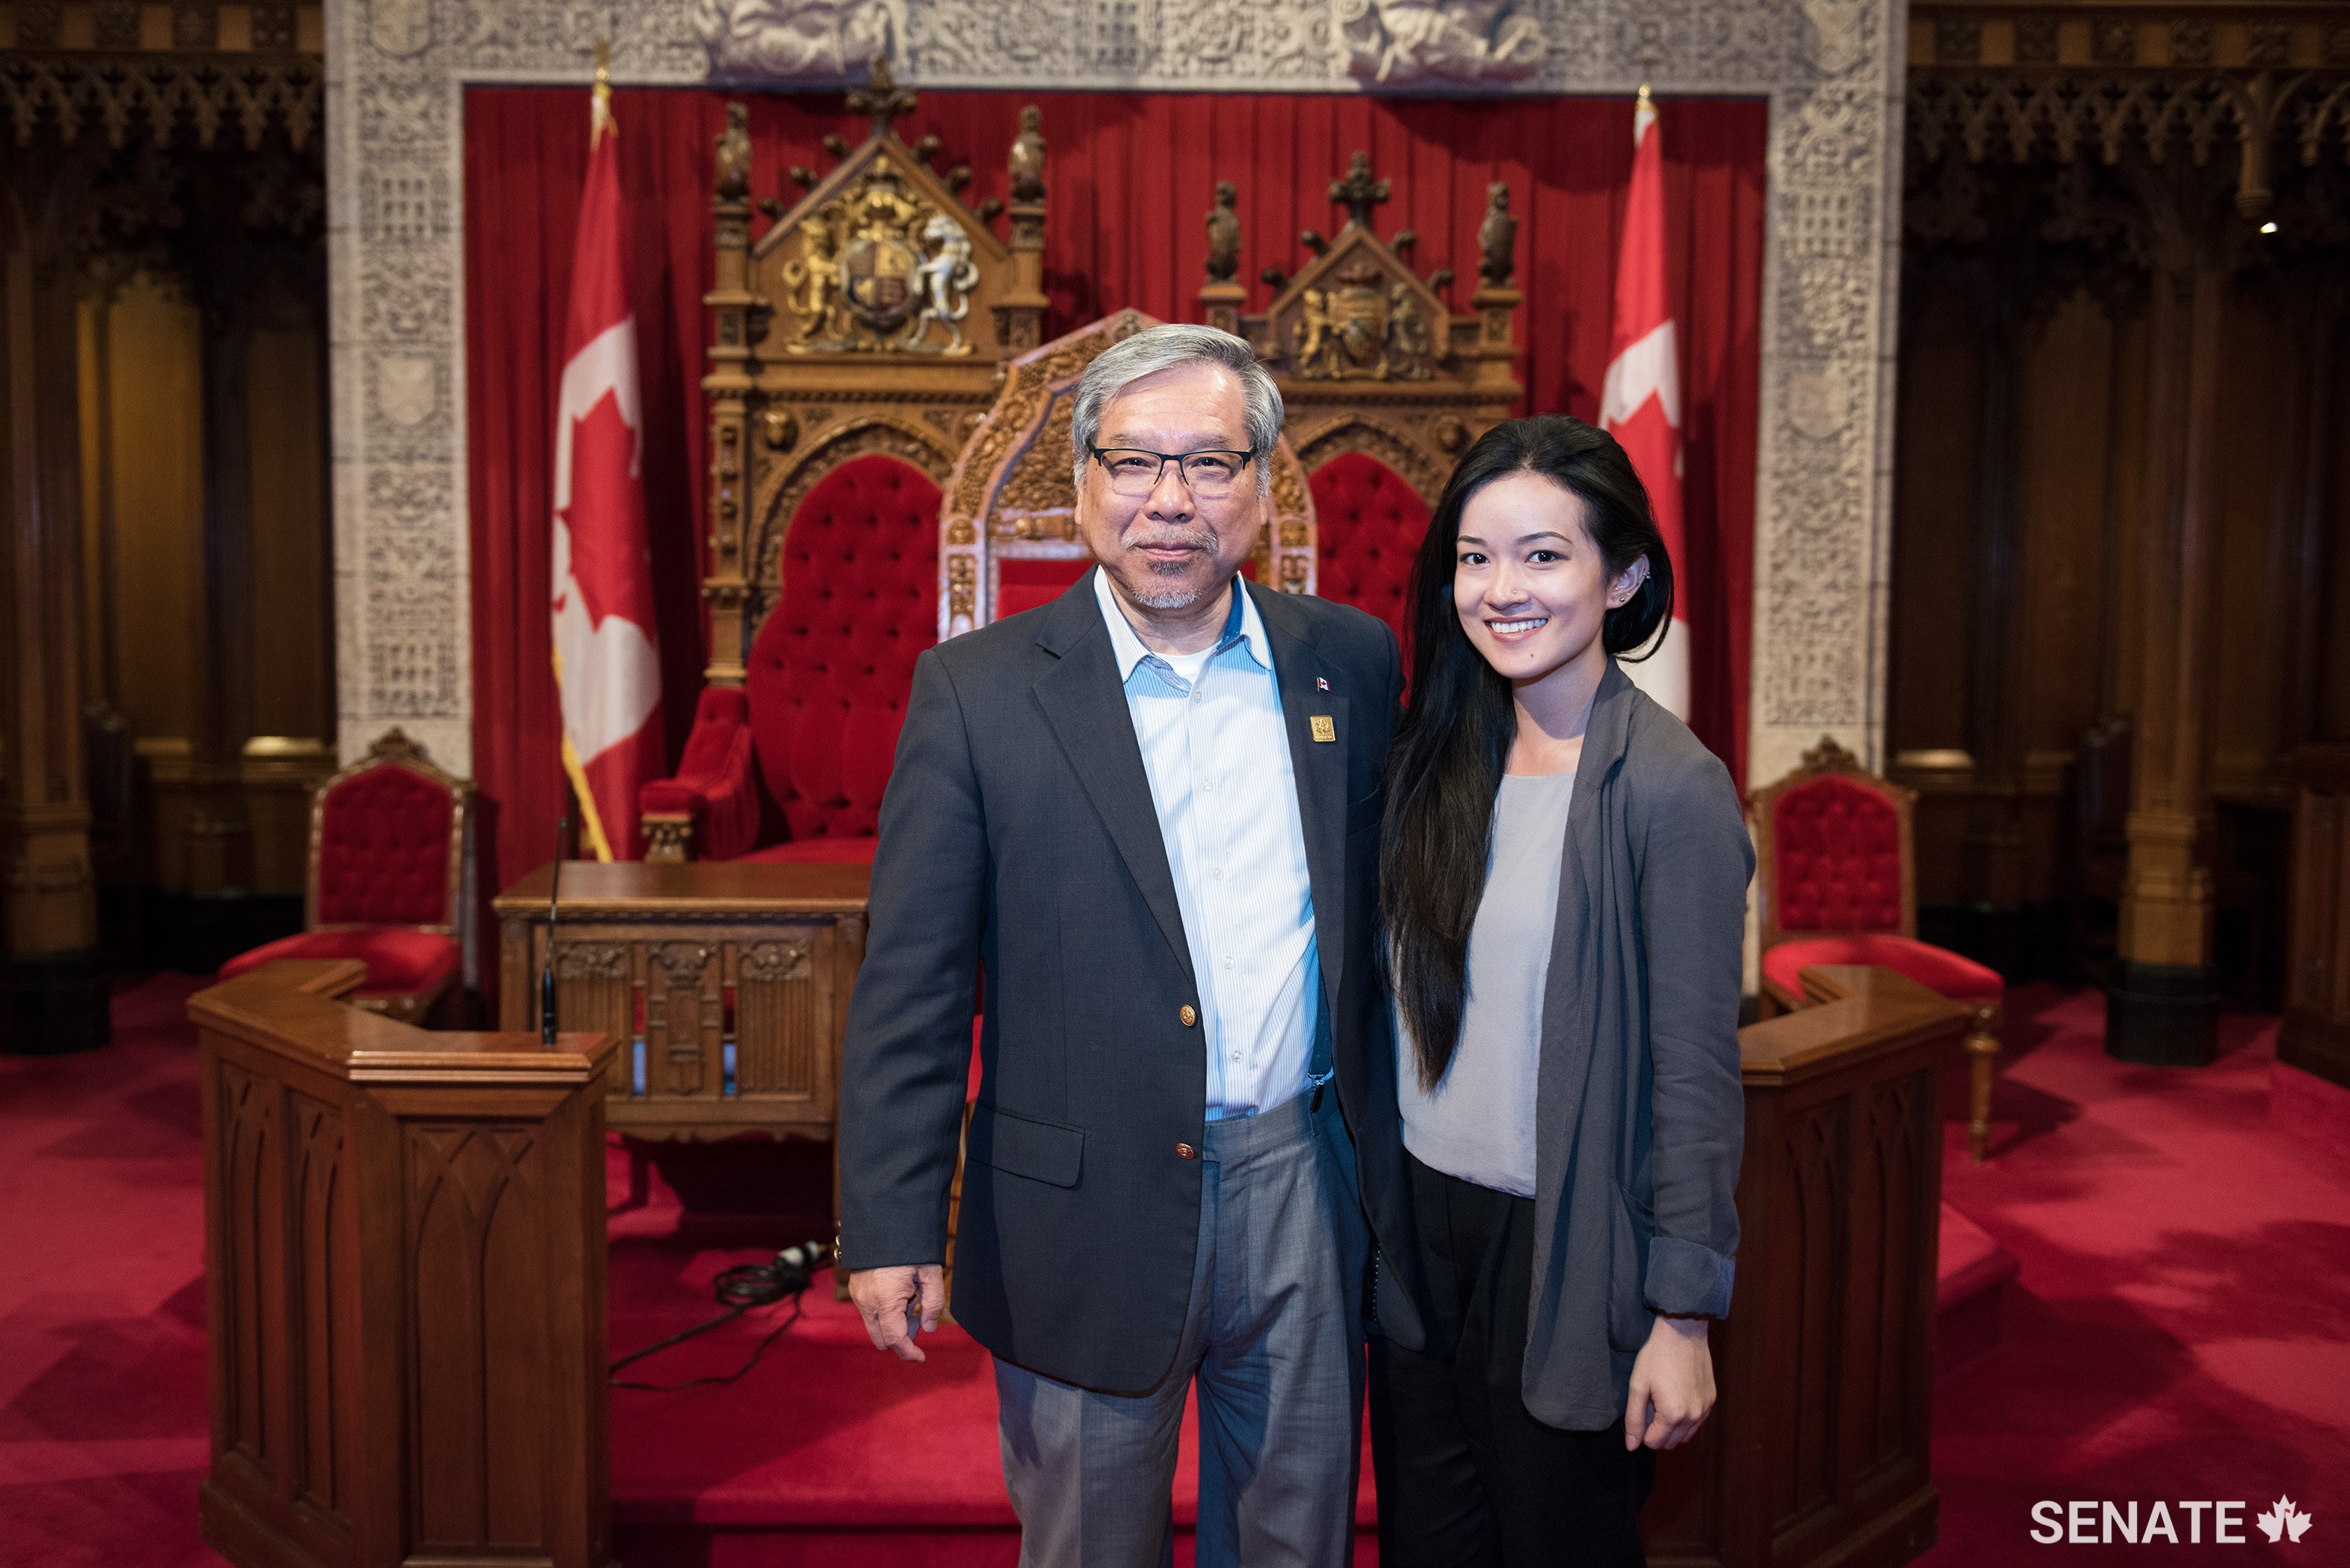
[1396,769,1575,1198]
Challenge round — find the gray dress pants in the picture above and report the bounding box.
[993,1091,1368,1568]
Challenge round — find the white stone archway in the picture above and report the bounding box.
[330,0,1907,789]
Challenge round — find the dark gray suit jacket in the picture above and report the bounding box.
[1506,660,1754,1429]
[837,571,1409,1396]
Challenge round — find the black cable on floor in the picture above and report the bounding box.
[610,1242,825,1392]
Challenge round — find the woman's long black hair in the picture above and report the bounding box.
[1380,415,1674,1090]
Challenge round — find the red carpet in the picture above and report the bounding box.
[1924,988,2350,1563]
[0,975,216,1568]
[5,977,2347,1565]
[604,1161,1378,1565]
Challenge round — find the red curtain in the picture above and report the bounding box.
[465,85,1764,923]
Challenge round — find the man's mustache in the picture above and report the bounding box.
[1121,524,1217,553]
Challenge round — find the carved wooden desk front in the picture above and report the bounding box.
[495,859,870,1145]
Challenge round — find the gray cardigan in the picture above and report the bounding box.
[1384,660,1754,1430]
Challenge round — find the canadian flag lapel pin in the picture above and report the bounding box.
[1316,677,1330,691]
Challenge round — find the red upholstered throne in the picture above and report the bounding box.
[1752,736,2005,1161]
[639,81,1048,862]
[642,454,941,864]
[1311,452,1430,648]
[219,728,472,1023]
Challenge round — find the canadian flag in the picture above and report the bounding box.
[550,75,661,860]
[1600,87,1690,721]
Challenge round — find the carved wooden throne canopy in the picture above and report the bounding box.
[1202,151,1523,504]
[936,309,1318,639]
[702,63,1051,683]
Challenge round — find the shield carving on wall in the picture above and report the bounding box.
[843,232,920,331]
[1328,264,1391,372]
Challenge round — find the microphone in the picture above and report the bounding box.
[540,813,568,1046]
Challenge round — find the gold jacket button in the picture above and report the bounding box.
[1180,1004,1198,1027]
[1175,1143,1198,1160]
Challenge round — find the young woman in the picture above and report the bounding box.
[1369,416,1752,1566]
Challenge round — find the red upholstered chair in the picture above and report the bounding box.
[219,729,472,1023]
[1752,736,2005,1161]
[642,453,941,863]
[1310,450,1430,650]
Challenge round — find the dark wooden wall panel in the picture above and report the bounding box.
[1889,136,2348,995]
[196,961,616,1568]
[1888,294,1983,768]
[2211,294,2299,802]
[2283,750,2350,1089]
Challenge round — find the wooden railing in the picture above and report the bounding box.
[190,959,618,1568]
[190,959,1960,1568]
[1647,966,1969,1568]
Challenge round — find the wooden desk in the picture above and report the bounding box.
[191,959,617,1568]
[1645,965,1968,1568]
[495,859,870,1143]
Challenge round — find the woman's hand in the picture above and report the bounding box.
[1624,1313,1716,1450]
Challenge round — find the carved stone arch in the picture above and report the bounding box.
[743,414,956,645]
[1290,414,1450,504]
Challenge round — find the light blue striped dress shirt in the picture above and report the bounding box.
[1094,568,1319,1121]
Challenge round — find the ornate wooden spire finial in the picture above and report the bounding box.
[846,56,917,142]
[1329,150,1390,231]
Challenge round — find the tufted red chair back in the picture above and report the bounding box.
[315,763,458,928]
[1311,452,1430,649]
[1770,774,1904,934]
[749,453,942,845]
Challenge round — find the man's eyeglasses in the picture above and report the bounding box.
[1088,446,1256,500]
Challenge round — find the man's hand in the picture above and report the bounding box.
[850,1264,945,1363]
[1624,1314,1715,1451]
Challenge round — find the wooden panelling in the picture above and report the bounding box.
[2210,293,2301,804]
[1887,287,1981,771]
[2327,391,2350,742]
[287,1091,346,1522]
[497,860,867,1144]
[1892,136,2348,992]
[1647,966,1965,1568]
[193,958,616,1568]
[69,246,330,906]
[738,935,822,1099]
[406,1125,551,1552]
[2014,293,2118,770]
[2283,747,2350,1088]
[245,326,330,744]
[85,276,206,746]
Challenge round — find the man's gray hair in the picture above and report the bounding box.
[1068,323,1284,493]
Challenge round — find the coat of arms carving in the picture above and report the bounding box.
[780,168,980,355]
[1292,262,1434,381]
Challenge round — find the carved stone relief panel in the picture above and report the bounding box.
[334,0,1902,783]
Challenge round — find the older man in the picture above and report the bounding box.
[838,323,1413,1565]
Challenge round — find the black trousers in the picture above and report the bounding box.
[1369,1153,1653,1567]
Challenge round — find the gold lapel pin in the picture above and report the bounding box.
[1310,715,1336,743]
